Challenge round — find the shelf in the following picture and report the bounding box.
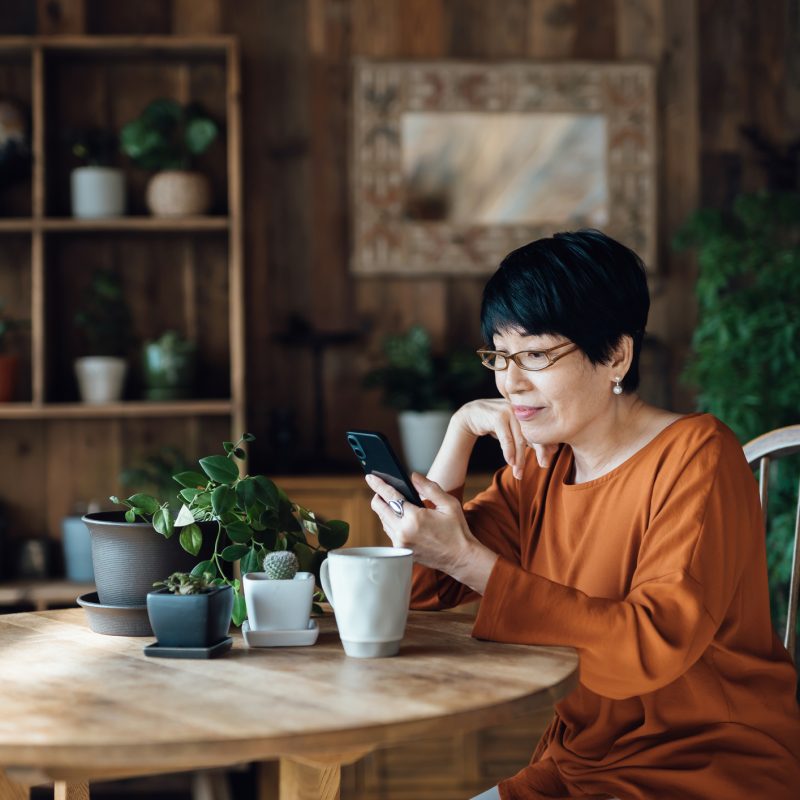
[0,217,230,233]
[0,36,235,55]
[0,400,233,419]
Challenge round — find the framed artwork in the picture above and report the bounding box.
[351,60,657,276]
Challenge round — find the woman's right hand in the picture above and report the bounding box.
[453,399,558,478]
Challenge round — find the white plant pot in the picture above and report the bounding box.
[146,170,211,217]
[398,410,452,474]
[243,571,315,631]
[74,357,127,404]
[70,167,126,218]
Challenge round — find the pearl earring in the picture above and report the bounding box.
[612,377,623,395]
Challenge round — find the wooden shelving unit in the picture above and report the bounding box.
[0,35,245,544]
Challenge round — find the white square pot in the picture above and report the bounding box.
[242,571,314,631]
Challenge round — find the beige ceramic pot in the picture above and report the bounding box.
[145,170,211,217]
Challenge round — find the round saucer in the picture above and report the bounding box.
[77,591,153,637]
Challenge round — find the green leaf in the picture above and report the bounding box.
[193,491,212,508]
[179,487,201,503]
[240,546,261,575]
[124,508,136,523]
[253,475,280,509]
[243,432,256,442]
[191,559,217,578]
[236,478,256,511]
[199,455,240,484]
[233,447,246,460]
[294,541,315,573]
[223,441,234,454]
[152,506,174,538]
[212,484,235,516]
[225,519,253,543]
[127,493,159,515]
[173,470,208,489]
[231,588,247,627]
[317,519,349,550]
[221,544,249,562]
[179,523,203,556]
[185,116,218,155]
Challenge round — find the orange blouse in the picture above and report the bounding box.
[411,414,800,799]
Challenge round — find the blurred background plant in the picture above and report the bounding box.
[364,324,490,412]
[120,446,191,514]
[70,127,118,167]
[675,189,800,638]
[74,268,132,357]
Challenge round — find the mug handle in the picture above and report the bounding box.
[320,558,334,609]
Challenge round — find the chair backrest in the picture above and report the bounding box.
[743,425,800,661]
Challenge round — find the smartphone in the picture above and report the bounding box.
[346,430,424,506]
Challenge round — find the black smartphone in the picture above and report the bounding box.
[346,430,424,506]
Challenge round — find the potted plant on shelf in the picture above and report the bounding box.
[110,433,349,627]
[0,299,27,403]
[147,571,233,650]
[74,268,132,404]
[120,99,219,217]
[142,330,196,400]
[364,325,489,473]
[69,128,126,219]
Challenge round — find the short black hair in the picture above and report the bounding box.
[480,229,649,392]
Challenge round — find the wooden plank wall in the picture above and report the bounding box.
[225,0,797,471]
[4,0,797,471]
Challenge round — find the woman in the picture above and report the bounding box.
[365,230,800,800]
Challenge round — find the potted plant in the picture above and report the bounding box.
[364,325,489,473]
[74,268,132,403]
[0,299,27,403]
[69,128,126,218]
[147,570,233,649]
[242,550,315,632]
[111,433,349,626]
[675,189,800,643]
[142,330,196,400]
[120,99,218,217]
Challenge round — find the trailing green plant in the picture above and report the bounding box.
[364,325,490,412]
[153,571,216,595]
[674,190,800,635]
[111,433,350,626]
[120,99,218,171]
[0,300,28,354]
[74,268,132,357]
[120,446,191,513]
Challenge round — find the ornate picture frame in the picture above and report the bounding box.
[351,60,657,276]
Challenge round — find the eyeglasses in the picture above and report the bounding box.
[476,341,578,372]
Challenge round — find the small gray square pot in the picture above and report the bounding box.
[146,585,233,648]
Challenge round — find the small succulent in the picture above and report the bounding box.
[262,550,299,580]
[153,571,216,595]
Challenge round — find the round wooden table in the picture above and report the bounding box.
[0,608,578,800]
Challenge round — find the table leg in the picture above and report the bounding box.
[279,758,340,800]
[0,771,28,800]
[53,783,89,800]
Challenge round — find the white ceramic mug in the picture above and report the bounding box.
[320,546,413,658]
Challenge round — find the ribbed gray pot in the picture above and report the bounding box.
[82,511,206,606]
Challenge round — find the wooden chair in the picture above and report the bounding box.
[743,425,800,660]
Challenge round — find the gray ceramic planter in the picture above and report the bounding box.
[147,585,233,647]
[82,511,213,606]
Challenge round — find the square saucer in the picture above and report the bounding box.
[242,619,319,647]
[143,637,233,659]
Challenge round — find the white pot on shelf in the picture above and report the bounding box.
[70,167,126,218]
[74,357,127,404]
[397,410,452,475]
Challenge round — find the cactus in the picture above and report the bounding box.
[262,550,299,580]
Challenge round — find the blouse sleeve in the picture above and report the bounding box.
[411,462,526,610]
[472,427,761,700]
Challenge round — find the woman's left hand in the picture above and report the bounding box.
[365,472,498,594]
